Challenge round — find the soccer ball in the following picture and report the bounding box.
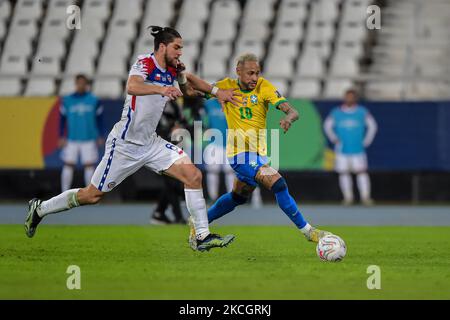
[316,234,347,262]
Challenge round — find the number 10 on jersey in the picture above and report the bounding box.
[239,107,253,120]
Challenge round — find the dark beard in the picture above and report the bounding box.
[165,55,177,68]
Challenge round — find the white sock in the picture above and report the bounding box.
[61,165,74,192]
[251,186,262,208]
[339,173,354,202]
[37,188,80,218]
[184,188,210,240]
[300,223,312,235]
[206,172,219,201]
[84,166,95,187]
[225,170,235,193]
[357,172,371,201]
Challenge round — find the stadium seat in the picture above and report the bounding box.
[107,18,137,41]
[14,0,44,20]
[0,0,11,21]
[202,40,233,62]
[76,19,105,41]
[310,0,339,24]
[267,39,299,60]
[65,53,96,77]
[243,0,275,22]
[233,39,265,60]
[296,53,325,78]
[334,42,364,60]
[210,0,240,22]
[200,58,228,78]
[264,54,294,79]
[306,21,335,43]
[0,54,28,76]
[141,0,176,30]
[239,21,270,42]
[406,81,450,100]
[302,41,332,60]
[31,56,61,76]
[82,0,112,22]
[207,19,238,42]
[323,79,354,98]
[273,20,304,42]
[329,56,360,77]
[277,0,308,25]
[93,78,124,98]
[176,18,204,42]
[341,0,371,23]
[112,0,143,22]
[24,77,56,96]
[8,18,38,41]
[36,38,66,59]
[365,81,404,100]
[201,40,232,77]
[290,79,321,98]
[0,78,22,96]
[338,22,368,43]
[179,0,211,22]
[46,0,77,20]
[2,36,33,58]
[40,18,70,42]
[0,0,443,101]
[97,54,128,77]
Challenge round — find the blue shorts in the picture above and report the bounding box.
[228,152,268,186]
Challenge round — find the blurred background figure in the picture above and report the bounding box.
[323,89,377,206]
[203,98,262,208]
[150,99,187,225]
[203,98,235,201]
[59,74,104,192]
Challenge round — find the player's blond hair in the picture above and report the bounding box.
[236,53,259,67]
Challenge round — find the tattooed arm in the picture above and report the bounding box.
[277,101,299,133]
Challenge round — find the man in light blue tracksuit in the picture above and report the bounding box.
[59,74,104,192]
[324,89,377,205]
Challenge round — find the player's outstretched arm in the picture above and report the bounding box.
[127,75,182,100]
[278,101,299,133]
[184,72,242,107]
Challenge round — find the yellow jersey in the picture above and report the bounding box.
[214,77,287,157]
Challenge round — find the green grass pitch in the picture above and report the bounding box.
[1,225,450,299]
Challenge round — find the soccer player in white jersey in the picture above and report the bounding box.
[25,26,241,252]
[323,89,378,206]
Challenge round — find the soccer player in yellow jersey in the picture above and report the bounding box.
[183,53,331,244]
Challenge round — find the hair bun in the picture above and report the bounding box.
[148,25,163,37]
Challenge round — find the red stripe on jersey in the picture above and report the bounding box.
[167,66,178,78]
[131,95,136,111]
[138,56,156,78]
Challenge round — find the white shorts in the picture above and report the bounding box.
[91,134,187,192]
[61,141,98,165]
[203,144,233,173]
[335,153,368,173]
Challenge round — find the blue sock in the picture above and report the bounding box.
[208,192,247,223]
[272,178,307,229]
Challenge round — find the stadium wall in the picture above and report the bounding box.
[1,98,449,202]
